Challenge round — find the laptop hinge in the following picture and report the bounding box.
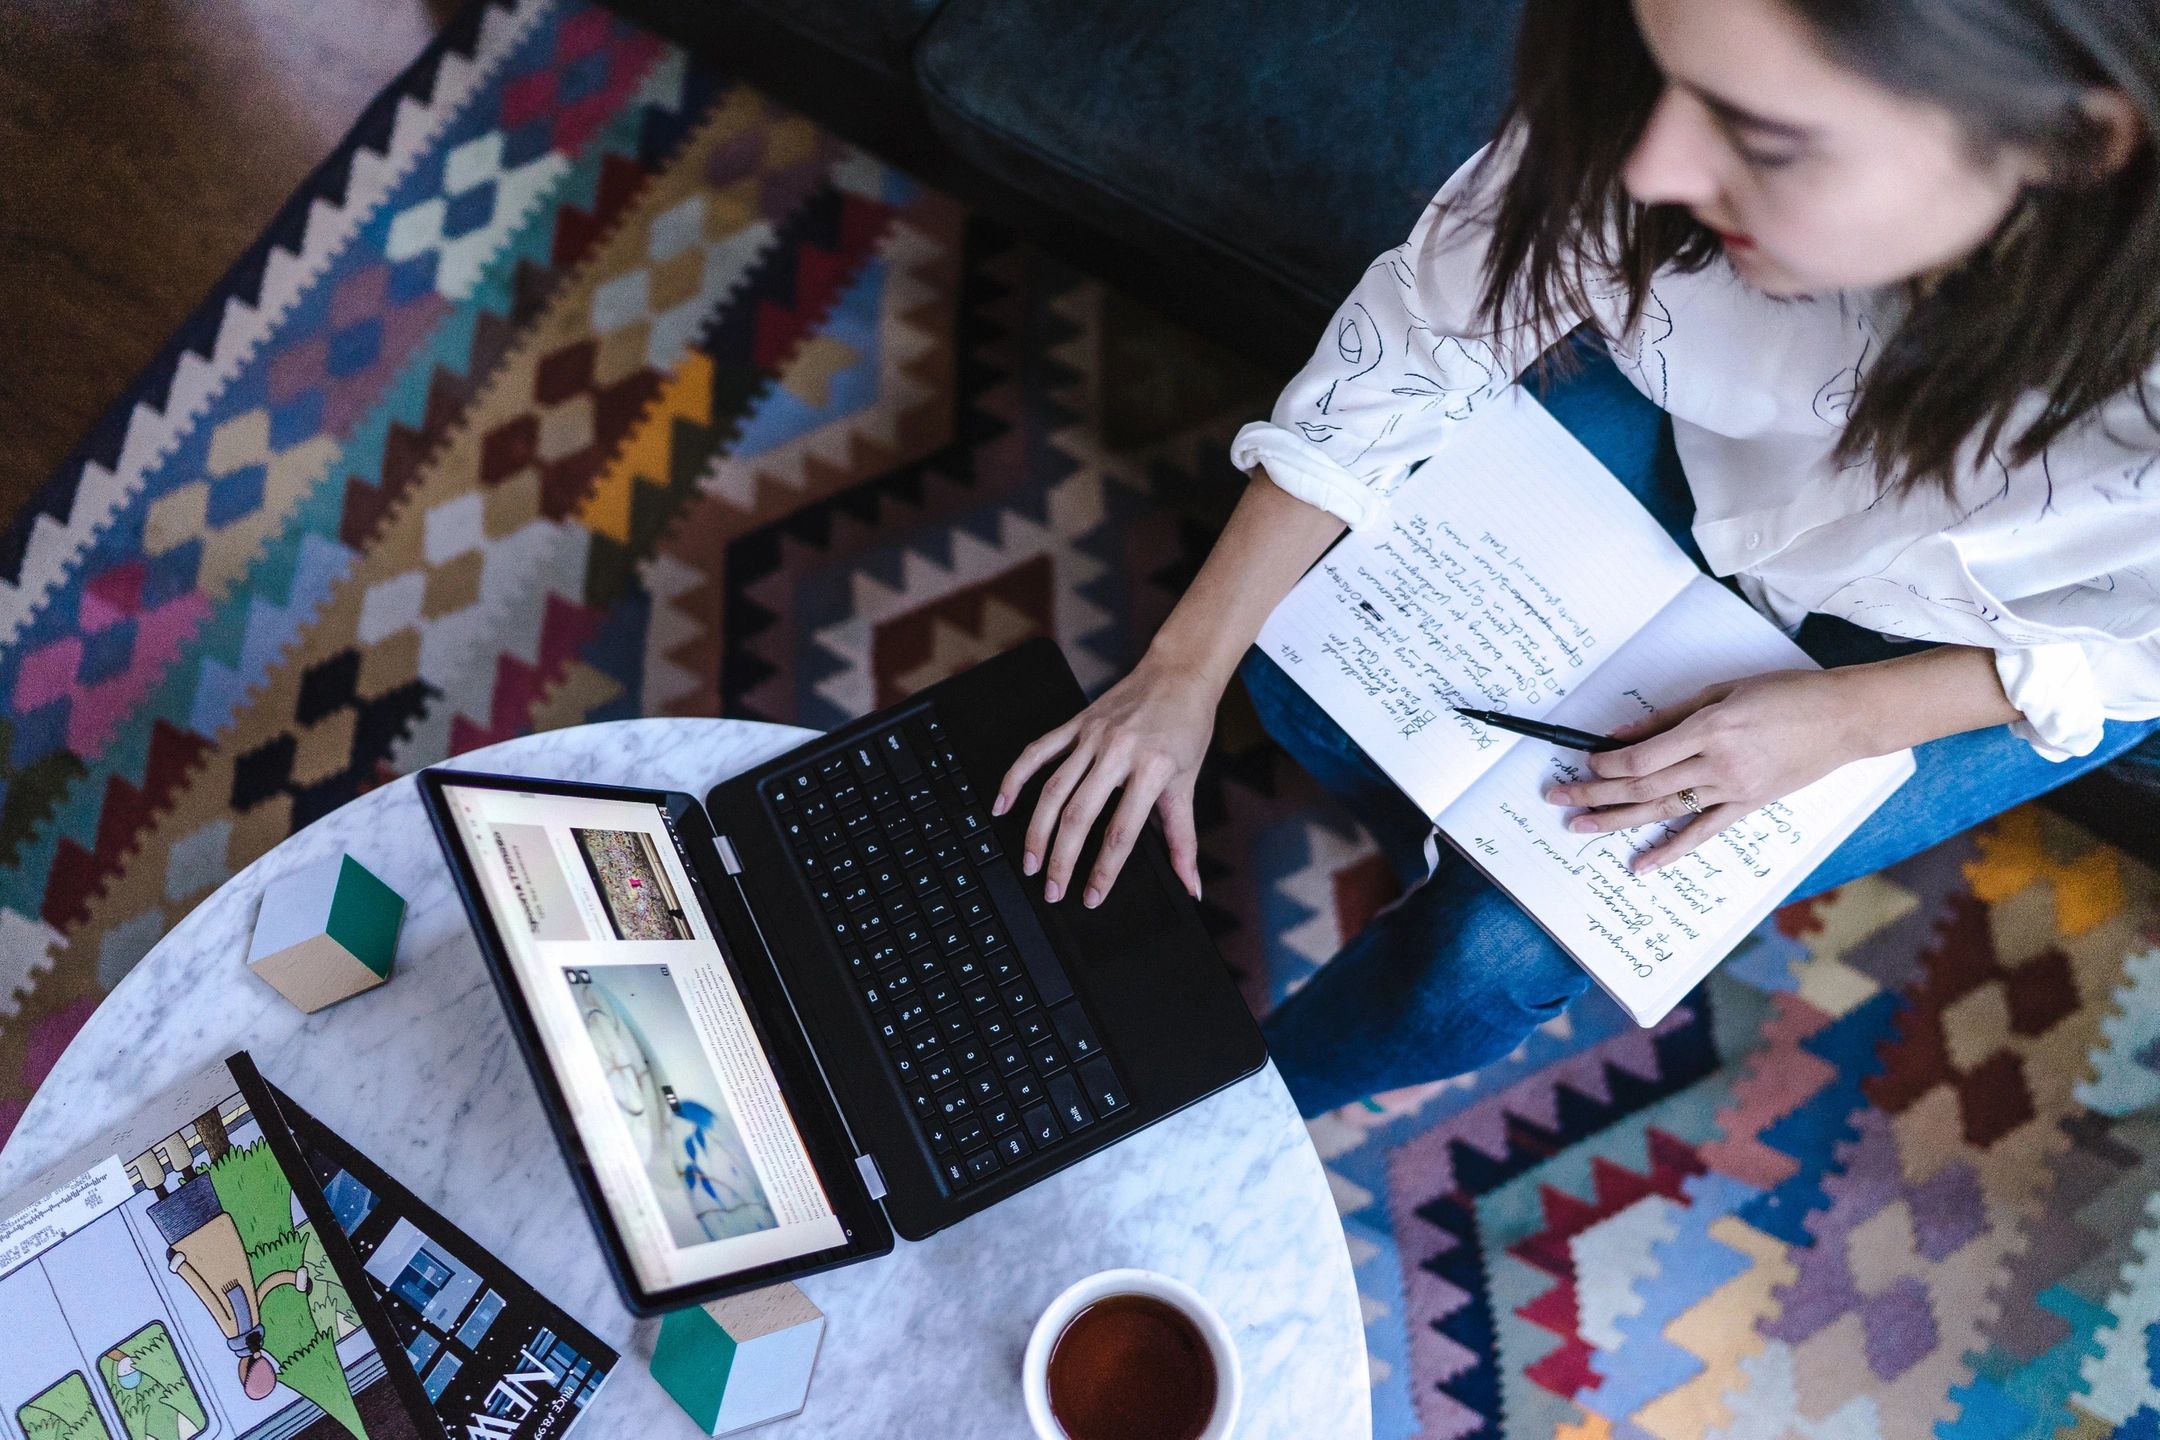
[714,841,891,1211]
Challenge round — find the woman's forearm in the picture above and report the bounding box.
[1836,644,2023,754]
[1144,467,1347,690]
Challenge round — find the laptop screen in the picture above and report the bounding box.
[435,779,848,1293]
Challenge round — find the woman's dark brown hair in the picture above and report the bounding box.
[1474,0,2159,490]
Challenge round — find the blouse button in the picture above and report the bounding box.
[1745,529,1762,550]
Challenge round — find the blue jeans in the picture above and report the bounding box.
[1253,343,2160,1117]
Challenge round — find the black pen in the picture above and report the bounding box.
[1452,707,1627,753]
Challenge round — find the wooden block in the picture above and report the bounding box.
[246,853,403,1013]
[650,1282,825,1436]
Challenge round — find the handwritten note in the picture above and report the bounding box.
[1440,579,1913,1023]
[1257,386,1700,818]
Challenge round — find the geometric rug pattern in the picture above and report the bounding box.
[5,5,2160,1436]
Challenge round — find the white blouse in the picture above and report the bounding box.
[1231,144,2160,761]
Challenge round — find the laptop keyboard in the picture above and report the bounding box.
[764,707,1130,1192]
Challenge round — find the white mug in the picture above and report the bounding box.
[1021,1268,1242,1440]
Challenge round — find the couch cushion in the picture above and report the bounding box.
[734,0,945,73]
[915,0,1523,309]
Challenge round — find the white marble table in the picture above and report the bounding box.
[1,719,1370,1440]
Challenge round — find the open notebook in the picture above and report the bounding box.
[1256,388,1914,1025]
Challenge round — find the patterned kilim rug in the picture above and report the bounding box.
[6,2,2160,1434]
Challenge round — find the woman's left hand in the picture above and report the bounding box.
[1543,667,1871,873]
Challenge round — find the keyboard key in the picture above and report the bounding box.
[955,1038,989,1072]
[1023,1104,1060,1146]
[865,941,902,971]
[938,1091,973,1122]
[993,1042,1028,1075]
[858,980,884,1009]
[788,770,816,796]
[907,1030,943,1061]
[1078,1058,1129,1116]
[871,1012,903,1048]
[827,780,861,811]
[802,797,832,825]
[826,852,860,884]
[839,881,874,911]
[842,808,874,836]
[931,842,964,869]
[940,1011,974,1042]
[912,953,945,981]
[1048,1072,1094,1133]
[979,1014,1013,1044]
[879,730,921,780]
[922,895,955,927]
[967,832,1003,864]
[907,865,940,900]
[849,743,884,782]
[947,868,980,899]
[950,955,984,984]
[924,978,959,1012]
[1001,981,1037,1014]
[969,1073,1001,1102]
[1030,1039,1066,1073]
[964,984,998,1014]
[905,782,938,812]
[840,946,872,978]
[815,823,846,853]
[966,1149,1002,1180]
[938,926,970,958]
[870,862,904,894]
[890,833,926,868]
[924,1058,959,1089]
[1050,1003,1103,1062]
[855,911,888,942]
[896,920,932,953]
[990,955,1024,984]
[868,783,900,812]
[952,1117,989,1151]
[857,834,888,866]
[925,1121,954,1154]
[907,1087,935,1119]
[880,968,913,998]
[939,1155,969,1189]
[972,922,1006,954]
[954,808,989,838]
[1008,1073,1044,1106]
[996,1130,1030,1163]
[895,1000,930,1029]
[1017,1012,1052,1045]
[984,1098,1020,1133]
[892,1054,919,1083]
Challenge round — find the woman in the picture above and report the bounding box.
[996,0,2160,1116]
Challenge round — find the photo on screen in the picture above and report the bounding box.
[570,830,691,941]
[562,964,777,1248]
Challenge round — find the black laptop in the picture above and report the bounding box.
[420,638,1264,1315]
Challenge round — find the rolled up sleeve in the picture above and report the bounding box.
[1995,643,2109,760]
[1229,138,1583,532]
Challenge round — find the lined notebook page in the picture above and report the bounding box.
[1256,387,1703,818]
[1438,577,1914,1023]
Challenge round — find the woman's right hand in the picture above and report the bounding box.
[991,652,1221,908]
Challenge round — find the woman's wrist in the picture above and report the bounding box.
[1832,645,2022,756]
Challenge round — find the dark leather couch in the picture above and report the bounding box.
[602,0,2160,860]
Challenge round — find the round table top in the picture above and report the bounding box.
[1,718,1370,1440]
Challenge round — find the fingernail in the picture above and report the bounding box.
[1084,887,1103,908]
[1544,788,1567,804]
[1023,851,1039,876]
[1044,880,1063,903]
[992,794,1009,817]
[1569,817,1595,833]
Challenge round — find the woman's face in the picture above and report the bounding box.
[1623,0,2039,295]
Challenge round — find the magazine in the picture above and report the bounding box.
[0,1055,614,1440]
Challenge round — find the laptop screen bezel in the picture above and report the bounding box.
[418,766,892,1315]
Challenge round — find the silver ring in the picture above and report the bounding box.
[1678,787,1703,815]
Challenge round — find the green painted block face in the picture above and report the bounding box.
[650,1307,739,1433]
[325,855,404,978]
